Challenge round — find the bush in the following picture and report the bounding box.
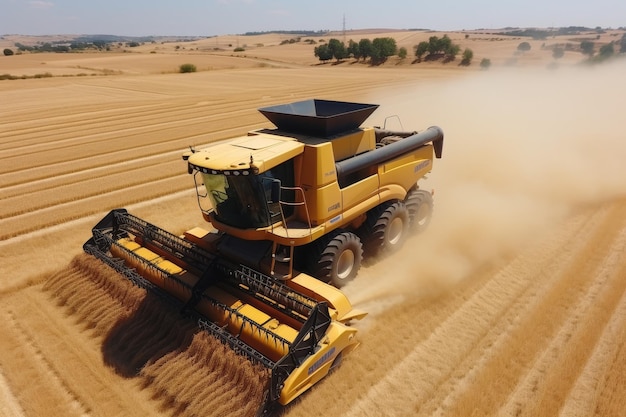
[179,63,197,73]
[460,48,473,66]
[233,47,245,52]
[3,48,14,56]
[480,58,492,70]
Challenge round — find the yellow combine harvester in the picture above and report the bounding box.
[84,99,443,414]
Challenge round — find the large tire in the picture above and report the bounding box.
[307,230,363,288]
[361,201,409,255]
[405,189,433,233]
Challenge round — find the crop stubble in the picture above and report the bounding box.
[1,60,626,417]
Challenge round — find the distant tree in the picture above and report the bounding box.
[620,34,626,53]
[415,35,459,62]
[370,37,397,65]
[398,47,407,59]
[427,35,451,56]
[358,38,373,61]
[127,41,140,47]
[327,38,347,61]
[460,48,473,66]
[598,42,615,59]
[314,44,333,62]
[414,41,429,61]
[347,39,361,60]
[580,40,595,56]
[3,48,14,56]
[552,46,565,60]
[517,41,532,52]
[479,58,492,70]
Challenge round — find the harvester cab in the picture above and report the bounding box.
[84,99,443,414]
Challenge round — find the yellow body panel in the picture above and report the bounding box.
[187,133,304,174]
[299,142,338,188]
[329,128,376,161]
[379,144,434,193]
[279,322,359,405]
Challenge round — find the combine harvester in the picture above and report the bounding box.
[84,99,443,414]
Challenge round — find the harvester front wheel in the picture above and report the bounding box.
[362,201,409,255]
[405,189,433,233]
[308,230,363,288]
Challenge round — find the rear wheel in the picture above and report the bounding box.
[405,189,433,233]
[361,201,409,255]
[307,230,363,288]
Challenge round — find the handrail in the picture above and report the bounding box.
[277,186,312,238]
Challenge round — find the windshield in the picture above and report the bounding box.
[202,173,276,229]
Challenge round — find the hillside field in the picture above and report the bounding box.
[1,29,626,417]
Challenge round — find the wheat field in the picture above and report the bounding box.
[1,31,626,417]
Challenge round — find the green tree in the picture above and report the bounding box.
[358,38,373,61]
[580,40,594,56]
[370,37,397,65]
[598,42,614,59]
[427,35,452,56]
[3,48,14,56]
[398,47,407,59]
[460,48,473,66]
[327,38,347,61]
[314,44,333,62]
[517,41,531,52]
[347,40,361,60]
[415,41,429,61]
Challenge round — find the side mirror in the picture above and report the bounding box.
[271,179,281,203]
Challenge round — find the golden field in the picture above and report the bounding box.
[1,30,626,416]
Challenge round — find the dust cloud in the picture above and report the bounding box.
[346,62,626,313]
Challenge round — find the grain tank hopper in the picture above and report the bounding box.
[83,99,443,414]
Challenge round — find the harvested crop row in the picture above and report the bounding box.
[0,175,189,239]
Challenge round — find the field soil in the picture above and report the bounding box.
[1,30,626,416]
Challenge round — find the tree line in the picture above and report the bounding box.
[314,34,474,66]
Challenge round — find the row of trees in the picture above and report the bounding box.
[516,32,626,62]
[314,34,474,65]
[314,37,400,65]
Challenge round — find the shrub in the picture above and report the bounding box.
[480,58,492,70]
[460,48,474,66]
[233,47,245,52]
[3,48,14,56]
[179,63,197,73]
[517,42,532,52]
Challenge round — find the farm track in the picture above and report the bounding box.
[1,64,626,417]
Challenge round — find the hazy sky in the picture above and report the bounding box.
[2,0,625,36]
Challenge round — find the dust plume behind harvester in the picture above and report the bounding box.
[84,99,443,414]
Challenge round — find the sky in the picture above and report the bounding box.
[1,0,625,37]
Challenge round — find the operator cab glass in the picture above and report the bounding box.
[201,160,294,229]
